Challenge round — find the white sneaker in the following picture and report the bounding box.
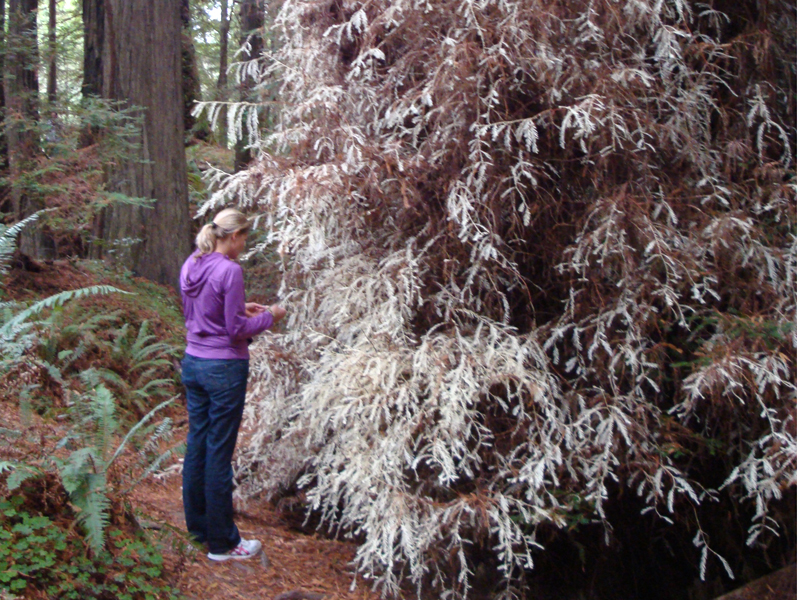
[207,539,262,561]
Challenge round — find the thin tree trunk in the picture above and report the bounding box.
[101,0,191,287]
[180,0,201,137]
[0,0,7,180]
[215,0,230,143]
[218,0,229,92]
[47,0,57,105]
[6,0,44,257]
[234,0,265,171]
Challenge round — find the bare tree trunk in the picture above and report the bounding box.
[81,0,105,254]
[101,0,192,287]
[180,0,201,137]
[81,0,104,100]
[218,0,229,92]
[234,0,265,171]
[47,0,57,105]
[6,0,45,257]
[215,0,230,143]
[0,0,7,181]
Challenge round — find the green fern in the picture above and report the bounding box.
[111,320,179,413]
[80,367,128,393]
[91,385,118,463]
[0,461,44,491]
[0,285,130,335]
[0,211,47,277]
[51,387,178,553]
[56,447,111,554]
[0,274,180,555]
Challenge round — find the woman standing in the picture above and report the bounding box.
[179,208,286,561]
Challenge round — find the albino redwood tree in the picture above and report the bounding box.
[197,0,796,597]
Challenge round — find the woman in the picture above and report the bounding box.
[179,208,286,561]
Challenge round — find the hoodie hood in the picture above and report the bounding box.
[180,251,227,298]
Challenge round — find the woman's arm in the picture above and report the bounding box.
[223,266,274,340]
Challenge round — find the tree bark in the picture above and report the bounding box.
[234,0,265,171]
[80,0,105,257]
[180,0,201,137]
[0,0,7,178]
[218,0,229,92]
[47,0,57,105]
[215,0,230,143]
[101,0,192,287]
[81,0,104,100]
[6,0,44,256]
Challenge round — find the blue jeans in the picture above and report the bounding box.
[181,354,249,554]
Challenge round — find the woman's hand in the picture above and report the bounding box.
[268,304,287,323]
[245,302,267,318]
[245,302,287,324]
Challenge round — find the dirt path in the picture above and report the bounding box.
[130,426,379,600]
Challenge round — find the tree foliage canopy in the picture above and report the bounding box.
[197,0,796,596]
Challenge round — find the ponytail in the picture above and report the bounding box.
[195,223,217,257]
[194,208,252,258]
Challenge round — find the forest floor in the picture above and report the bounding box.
[130,422,380,600]
[0,394,380,600]
[2,258,381,600]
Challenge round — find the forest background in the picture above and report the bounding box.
[0,1,796,600]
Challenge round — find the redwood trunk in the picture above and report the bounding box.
[81,0,104,100]
[6,0,43,256]
[47,0,57,105]
[215,0,230,143]
[81,0,105,255]
[180,0,201,136]
[101,0,191,287]
[218,0,230,92]
[0,0,7,178]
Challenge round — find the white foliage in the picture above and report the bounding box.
[197,0,797,596]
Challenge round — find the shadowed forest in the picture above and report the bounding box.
[0,1,796,599]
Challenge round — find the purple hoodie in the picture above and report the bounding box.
[179,251,274,360]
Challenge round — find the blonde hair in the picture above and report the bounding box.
[195,208,251,257]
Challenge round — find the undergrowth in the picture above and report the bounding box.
[0,490,180,600]
[0,217,187,599]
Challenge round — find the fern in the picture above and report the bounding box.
[56,449,111,554]
[0,285,130,334]
[108,396,178,466]
[1,462,44,491]
[0,211,46,277]
[51,387,178,553]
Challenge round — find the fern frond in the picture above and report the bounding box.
[74,473,111,554]
[0,211,47,276]
[121,440,186,495]
[130,320,156,358]
[108,396,178,467]
[1,462,44,490]
[0,286,130,334]
[90,385,118,463]
[80,367,128,391]
[133,378,175,399]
